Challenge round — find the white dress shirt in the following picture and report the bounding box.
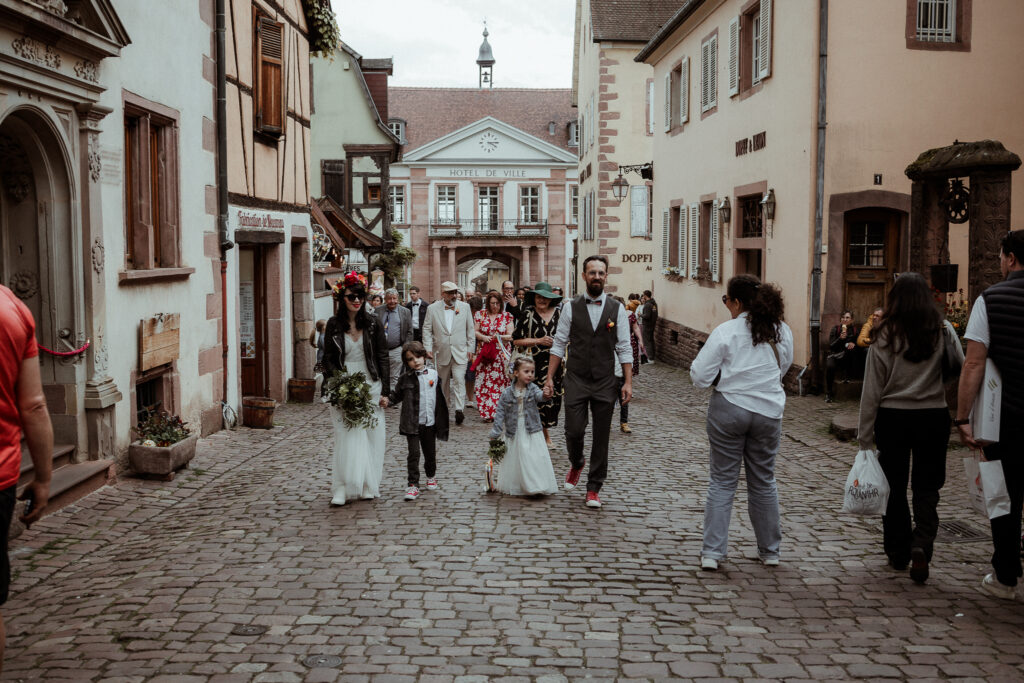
[443,305,455,331]
[417,367,437,426]
[411,300,422,330]
[690,312,794,419]
[551,292,633,366]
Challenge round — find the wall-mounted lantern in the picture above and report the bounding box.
[611,163,654,203]
[718,196,731,225]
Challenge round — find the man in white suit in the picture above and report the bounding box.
[423,281,475,425]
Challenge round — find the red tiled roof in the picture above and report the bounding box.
[389,88,576,153]
[591,0,685,42]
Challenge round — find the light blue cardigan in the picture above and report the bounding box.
[488,383,545,439]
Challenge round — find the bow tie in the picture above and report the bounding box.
[445,305,456,310]
[417,369,430,375]
[586,298,602,305]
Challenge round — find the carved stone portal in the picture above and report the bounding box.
[905,140,1021,303]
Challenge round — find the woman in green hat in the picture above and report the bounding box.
[512,282,564,446]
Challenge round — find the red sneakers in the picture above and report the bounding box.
[585,491,602,508]
[564,467,583,490]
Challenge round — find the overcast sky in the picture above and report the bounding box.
[329,0,575,88]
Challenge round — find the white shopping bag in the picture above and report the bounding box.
[969,359,1001,445]
[963,457,987,516]
[979,460,1011,519]
[842,449,890,516]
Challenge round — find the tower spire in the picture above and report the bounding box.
[477,21,494,89]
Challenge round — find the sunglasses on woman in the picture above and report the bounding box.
[344,293,364,302]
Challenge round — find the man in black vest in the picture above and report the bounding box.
[544,255,633,508]
[957,229,1024,600]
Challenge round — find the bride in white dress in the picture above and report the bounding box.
[322,275,390,505]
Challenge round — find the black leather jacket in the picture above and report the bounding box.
[322,315,389,391]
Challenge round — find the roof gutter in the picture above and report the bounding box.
[634,0,706,63]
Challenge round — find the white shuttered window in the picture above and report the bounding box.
[663,73,672,132]
[710,200,721,282]
[661,209,670,269]
[680,57,689,124]
[700,36,717,113]
[758,0,772,80]
[678,206,687,277]
[688,203,699,277]
[728,17,740,96]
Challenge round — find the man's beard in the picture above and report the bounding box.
[586,279,604,297]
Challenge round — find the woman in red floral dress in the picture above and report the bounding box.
[473,291,514,421]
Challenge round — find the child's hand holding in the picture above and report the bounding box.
[379,397,389,408]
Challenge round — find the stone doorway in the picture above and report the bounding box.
[0,108,85,447]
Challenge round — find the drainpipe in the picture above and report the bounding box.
[216,0,234,410]
[809,0,828,390]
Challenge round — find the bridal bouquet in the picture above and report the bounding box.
[487,438,507,463]
[323,370,378,429]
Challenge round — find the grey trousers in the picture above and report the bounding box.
[563,372,618,493]
[387,347,403,391]
[702,390,782,561]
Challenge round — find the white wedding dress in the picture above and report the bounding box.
[498,388,558,496]
[331,334,385,505]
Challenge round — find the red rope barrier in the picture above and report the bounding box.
[38,340,90,357]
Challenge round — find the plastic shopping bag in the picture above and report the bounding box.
[979,460,1011,519]
[842,449,890,515]
[963,457,987,516]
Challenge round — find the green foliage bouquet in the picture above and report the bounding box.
[488,438,507,464]
[133,411,191,447]
[323,370,379,430]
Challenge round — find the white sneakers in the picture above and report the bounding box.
[700,556,718,571]
[404,486,419,501]
[981,573,1017,600]
[425,478,439,491]
[761,556,780,567]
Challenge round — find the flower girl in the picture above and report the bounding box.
[488,357,558,496]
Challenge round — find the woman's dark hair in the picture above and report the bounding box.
[335,283,373,333]
[727,274,785,346]
[874,272,941,362]
[484,290,502,313]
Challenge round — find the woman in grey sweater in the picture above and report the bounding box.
[858,272,963,585]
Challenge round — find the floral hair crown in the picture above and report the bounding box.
[333,271,367,294]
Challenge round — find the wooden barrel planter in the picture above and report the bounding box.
[242,396,276,429]
[288,378,316,403]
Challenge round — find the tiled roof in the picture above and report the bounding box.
[590,0,685,42]
[389,88,577,153]
[361,58,393,73]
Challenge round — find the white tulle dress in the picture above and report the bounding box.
[330,334,385,505]
[498,388,558,496]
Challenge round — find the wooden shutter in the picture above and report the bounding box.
[728,17,740,96]
[663,73,672,132]
[710,200,721,283]
[661,209,670,269]
[709,36,718,109]
[256,16,284,135]
[678,205,687,276]
[758,0,772,80]
[688,202,699,277]
[680,57,689,124]
[700,41,709,112]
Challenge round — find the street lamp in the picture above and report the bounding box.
[761,188,776,237]
[611,163,653,203]
[718,196,731,225]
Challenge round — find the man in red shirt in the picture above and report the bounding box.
[0,284,52,670]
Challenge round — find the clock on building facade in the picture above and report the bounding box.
[478,131,499,153]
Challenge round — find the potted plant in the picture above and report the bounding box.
[128,411,199,479]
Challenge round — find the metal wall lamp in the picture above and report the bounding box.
[718,196,731,225]
[761,188,776,237]
[611,163,654,202]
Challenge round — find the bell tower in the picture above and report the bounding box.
[477,23,495,89]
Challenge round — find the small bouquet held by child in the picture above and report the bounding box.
[322,370,378,429]
[484,438,506,493]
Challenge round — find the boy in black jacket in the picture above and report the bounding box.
[385,341,449,500]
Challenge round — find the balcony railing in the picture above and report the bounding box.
[427,219,548,239]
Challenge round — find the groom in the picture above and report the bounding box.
[544,255,633,508]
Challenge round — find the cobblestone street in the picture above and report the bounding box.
[4,364,1024,682]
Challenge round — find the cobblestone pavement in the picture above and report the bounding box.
[5,364,1024,682]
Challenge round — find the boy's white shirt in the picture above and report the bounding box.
[417,367,438,427]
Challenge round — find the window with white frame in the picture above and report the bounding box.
[436,185,456,224]
[664,59,688,131]
[389,186,405,224]
[729,1,772,97]
[570,185,579,224]
[700,35,718,113]
[519,186,540,224]
[916,0,956,42]
[388,119,405,142]
[569,120,579,147]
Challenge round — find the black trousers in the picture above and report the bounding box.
[617,377,628,424]
[641,327,656,362]
[875,407,950,565]
[406,424,437,486]
[982,417,1024,587]
[564,372,618,493]
[413,328,422,343]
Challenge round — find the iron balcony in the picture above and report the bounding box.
[426,219,548,238]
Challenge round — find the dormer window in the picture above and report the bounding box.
[568,120,579,147]
[388,118,406,143]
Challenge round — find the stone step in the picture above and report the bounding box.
[18,443,75,487]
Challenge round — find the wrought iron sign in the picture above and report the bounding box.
[940,178,970,224]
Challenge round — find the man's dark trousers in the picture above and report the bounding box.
[983,419,1024,587]
[563,295,621,493]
